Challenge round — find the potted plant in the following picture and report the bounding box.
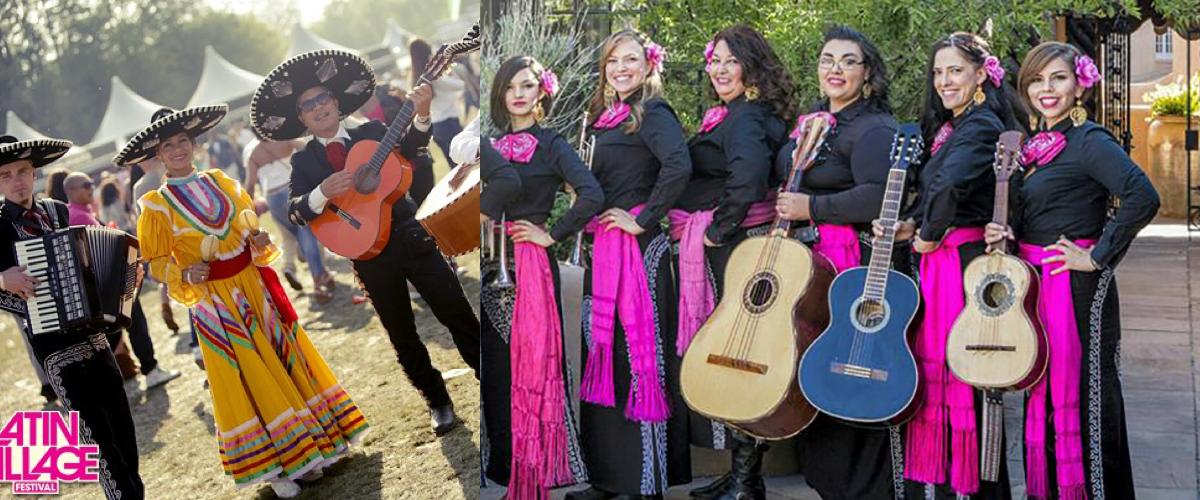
[1144,74,1199,218]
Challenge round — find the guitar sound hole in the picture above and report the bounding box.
[982,281,1010,308]
[855,299,886,329]
[354,167,381,194]
[742,271,779,314]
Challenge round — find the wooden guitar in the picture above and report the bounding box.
[945,130,1045,481]
[311,23,481,260]
[679,115,835,440]
[798,124,923,426]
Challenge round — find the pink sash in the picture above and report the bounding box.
[509,238,572,499]
[1019,240,1095,500]
[905,227,985,495]
[667,194,777,355]
[580,205,670,422]
[812,224,861,273]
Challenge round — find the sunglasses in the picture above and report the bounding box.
[298,91,335,114]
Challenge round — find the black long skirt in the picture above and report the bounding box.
[903,240,1013,500]
[1027,267,1134,499]
[578,230,693,495]
[480,244,589,487]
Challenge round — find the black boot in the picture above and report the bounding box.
[711,442,766,500]
[563,485,617,500]
[689,472,733,499]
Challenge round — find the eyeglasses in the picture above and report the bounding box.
[298,91,334,114]
[818,58,864,71]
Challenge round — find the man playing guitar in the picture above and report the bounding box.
[251,50,480,435]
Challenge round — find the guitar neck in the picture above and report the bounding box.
[370,99,418,169]
[863,168,906,301]
[989,178,1009,253]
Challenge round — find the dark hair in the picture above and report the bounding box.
[1016,42,1093,121]
[45,168,68,203]
[818,25,892,114]
[709,25,796,121]
[99,178,120,206]
[920,32,1024,141]
[488,55,552,132]
[409,38,433,88]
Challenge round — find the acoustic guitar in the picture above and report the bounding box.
[679,115,835,440]
[311,23,481,259]
[798,123,923,426]
[945,130,1045,481]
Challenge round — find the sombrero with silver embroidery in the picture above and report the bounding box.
[250,50,376,141]
[112,105,228,166]
[0,135,73,169]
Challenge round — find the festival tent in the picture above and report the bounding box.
[3,111,80,156]
[186,46,265,108]
[90,76,169,146]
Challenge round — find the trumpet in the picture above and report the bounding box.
[568,112,596,268]
[491,213,514,289]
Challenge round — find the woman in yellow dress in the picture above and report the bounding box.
[114,105,369,498]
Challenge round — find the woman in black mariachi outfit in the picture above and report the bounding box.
[878,32,1022,500]
[983,41,1157,500]
[565,30,694,500]
[479,55,604,500]
[774,25,906,500]
[670,25,790,500]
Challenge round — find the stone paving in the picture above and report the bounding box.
[482,224,1200,499]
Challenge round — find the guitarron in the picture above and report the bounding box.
[311,23,481,259]
[798,123,923,426]
[679,115,835,440]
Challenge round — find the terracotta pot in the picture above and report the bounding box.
[1146,115,1199,219]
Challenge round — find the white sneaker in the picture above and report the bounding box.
[144,367,181,388]
[269,478,301,498]
[123,378,142,401]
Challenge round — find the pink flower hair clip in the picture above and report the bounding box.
[540,69,560,96]
[704,39,716,72]
[645,42,666,74]
[983,56,1005,87]
[1075,55,1101,89]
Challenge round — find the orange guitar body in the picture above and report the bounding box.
[309,139,413,260]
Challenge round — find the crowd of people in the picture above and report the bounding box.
[0,34,481,500]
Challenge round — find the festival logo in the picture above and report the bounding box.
[0,412,99,495]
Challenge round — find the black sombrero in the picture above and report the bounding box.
[0,135,73,169]
[250,50,376,141]
[113,105,228,166]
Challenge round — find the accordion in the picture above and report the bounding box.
[0,227,142,336]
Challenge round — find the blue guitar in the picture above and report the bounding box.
[797,123,923,426]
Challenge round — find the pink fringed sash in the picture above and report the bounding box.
[812,224,861,273]
[667,194,777,355]
[509,238,572,500]
[580,205,670,423]
[905,227,985,495]
[1019,240,1094,500]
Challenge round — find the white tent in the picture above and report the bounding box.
[432,15,477,44]
[383,19,415,53]
[186,46,265,108]
[287,25,359,58]
[3,111,81,156]
[90,76,168,146]
[4,110,49,139]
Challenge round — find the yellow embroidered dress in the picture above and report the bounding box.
[137,169,369,487]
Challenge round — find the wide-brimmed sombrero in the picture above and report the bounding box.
[250,50,376,141]
[0,135,73,169]
[113,105,228,166]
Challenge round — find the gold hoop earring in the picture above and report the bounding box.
[1029,115,1041,132]
[604,85,616,105]
[862,83,872,98]
[745,85,760,101]
[1070,98,1088,127]
[533,102,546,122]
[972,86,986,106]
